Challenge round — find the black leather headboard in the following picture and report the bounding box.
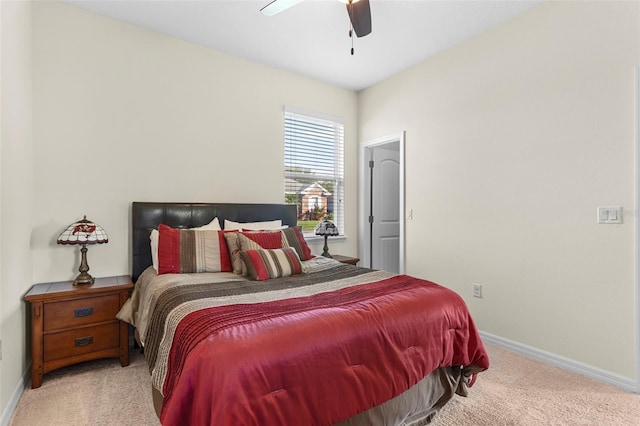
[131,202,298,282]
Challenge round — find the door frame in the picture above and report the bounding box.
[359,131,405,273]
[635,65,640,393]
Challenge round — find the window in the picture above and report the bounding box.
[284,108,344,235]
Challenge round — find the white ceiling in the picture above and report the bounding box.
[64,0,541,91]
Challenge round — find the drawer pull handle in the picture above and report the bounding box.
[74,307,93,317]
[74,336,93,347]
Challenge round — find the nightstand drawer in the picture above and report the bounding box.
[43,322,119,362]
[43,294,120,331]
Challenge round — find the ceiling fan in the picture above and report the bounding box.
[260,0,372,54]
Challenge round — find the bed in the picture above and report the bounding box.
[119,202,489,425]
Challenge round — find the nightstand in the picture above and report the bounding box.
[331,255,360,266]
[24,275,133,388]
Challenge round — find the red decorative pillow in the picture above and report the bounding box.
[239,248,303,281]
[239,230,284,249]
[157,224,232,274]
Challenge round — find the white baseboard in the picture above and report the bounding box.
[0,364,30,426]
[480,331,638,393]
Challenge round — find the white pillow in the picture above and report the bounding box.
[191,217,221,230]
[149,217,221,271]
[223,219,286,231]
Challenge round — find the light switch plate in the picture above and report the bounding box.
[472,283,482,298]
[597,206,622,224]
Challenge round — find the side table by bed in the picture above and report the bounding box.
[331,254,360,266]
[24,275,133,388]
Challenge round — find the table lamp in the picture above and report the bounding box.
[57,215,108,285]
[314,218,339,258]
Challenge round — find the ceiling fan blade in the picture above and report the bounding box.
[260,0,305,16]
[346,0,372,37]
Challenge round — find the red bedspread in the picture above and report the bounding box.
[159,274,489,425]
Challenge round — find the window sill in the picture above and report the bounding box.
[303,235,348,243]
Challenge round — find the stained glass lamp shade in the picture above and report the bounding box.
[57,216,108,285]
[314,218,339,258]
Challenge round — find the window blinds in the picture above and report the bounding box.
[284,109,344,234]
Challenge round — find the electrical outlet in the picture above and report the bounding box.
[473,283,483,298]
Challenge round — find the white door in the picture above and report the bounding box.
[359,132,405,273]
[370,144,400,273]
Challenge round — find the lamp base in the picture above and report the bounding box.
[321,235,332,258]
[73,245,94,286]
[73,272,94,286]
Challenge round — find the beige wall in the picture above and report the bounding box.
[0,1,358,420]
[3,0,639,421]
[1,0,34,419]
[359,0,640,379]
[31,1,359,286]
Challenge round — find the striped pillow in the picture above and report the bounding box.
[224,232,268,275]
[224,229,314,275]
[239,248,303,281]
[157,224,232,274]
[281,227,313,260]
[223,231,284,275]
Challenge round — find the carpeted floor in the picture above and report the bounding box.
[429,343,640,426]
[9,343,640,425]
[10,350,160,426]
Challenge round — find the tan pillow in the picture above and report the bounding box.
[223,232,263,275]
